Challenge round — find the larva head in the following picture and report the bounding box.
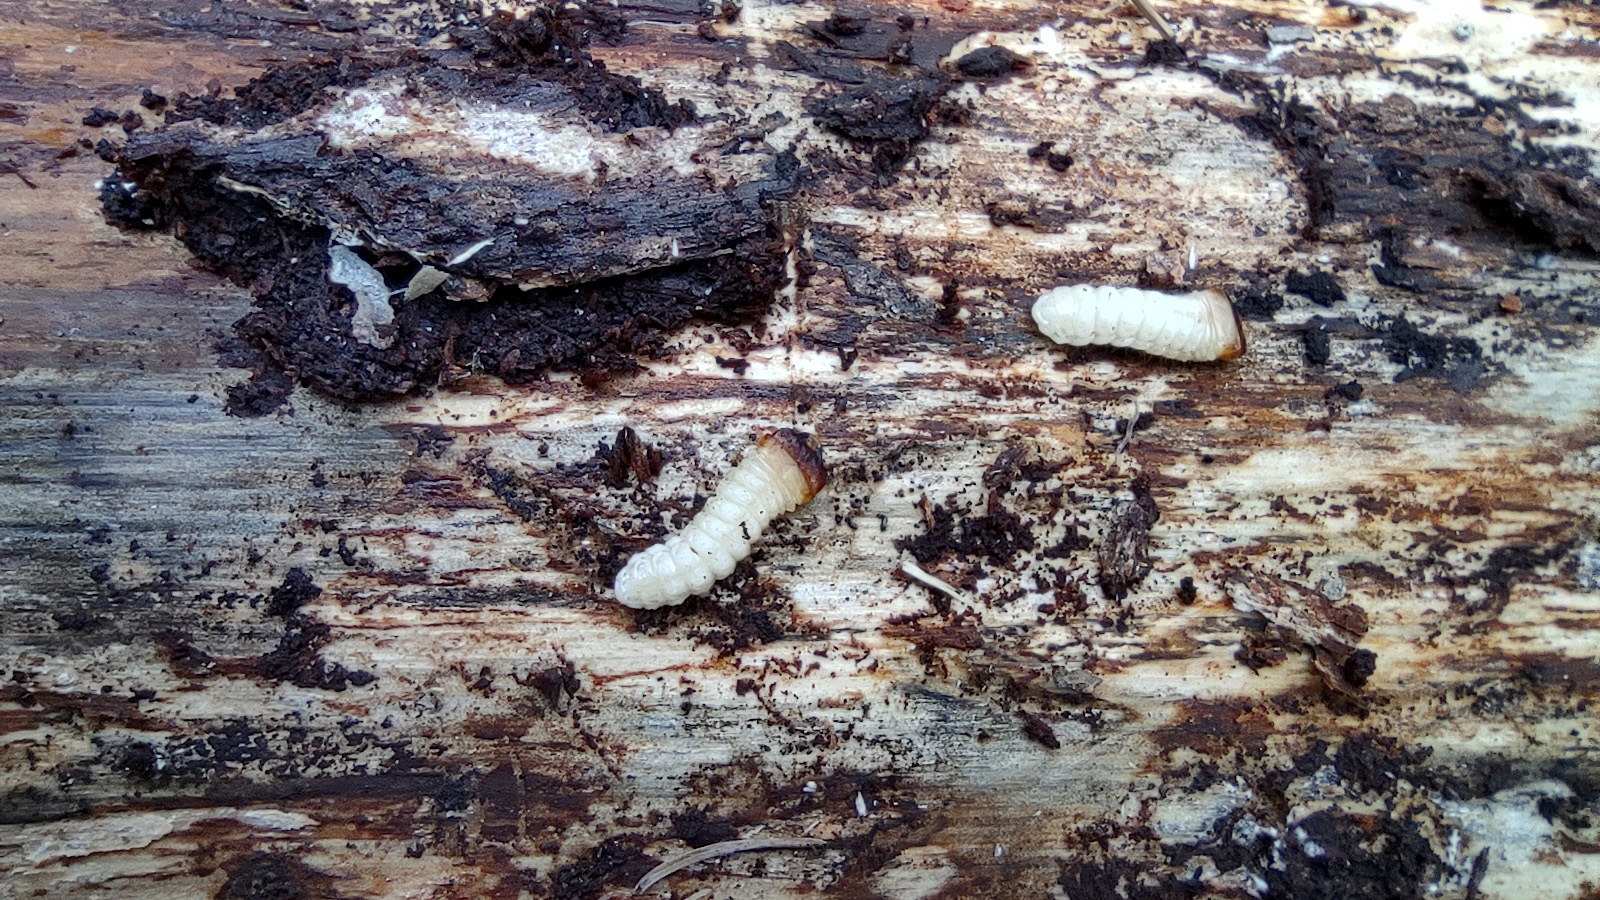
[1204,290,1247,361]
[760,429,828,502]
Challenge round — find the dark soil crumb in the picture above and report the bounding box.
[1263,810,1444,900]
[166,568,378,692]
[96,176,157,227]
[934,281,963,330]
[414,424,454,459]
[632,563,808,655]
[467,457,550,525]
[116,741,161,781]
[1342,647,1378,688]
[224,366,296,417]
[1177,576,1197,605]
[1383,317,1485,388]
[1142,38,1188,67]
[1231,282,1285,320]
[693,593,787,653]
[1057,859,1180,900]
[1057,727,1453,900]
[1286,271,1346,306]
[545,838,652,900]
[1327,380,1364,401]
[1303,322,1332,366]
[265,567,322,618]
[526,661,580,711]
[219,852,324,900]
[155,629,216,679]
[254,616,375,692]
[1026,140,1073,171]
[806,73,950,173]
[954,46,1030,78]
[983,441,1074,493]
[896,493,1036,568]
[1332,733,1434,797]
[81,107,120,127]
[714,355,750,375]
[1018,709,1061,748]
[670,807,741,847]
[166,55,387,131]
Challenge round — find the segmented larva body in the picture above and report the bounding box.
[613,430,828,610]
[1031,284,1246,362]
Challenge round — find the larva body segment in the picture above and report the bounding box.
[613,430,827,610]
[1032,284,1246,362]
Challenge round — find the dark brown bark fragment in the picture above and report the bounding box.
[99,18,798,409]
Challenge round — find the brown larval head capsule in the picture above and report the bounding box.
[761,428,828,502]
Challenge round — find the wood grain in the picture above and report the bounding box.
[2,1,1598,898]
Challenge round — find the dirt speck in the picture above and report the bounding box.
[1285,271,1346,306]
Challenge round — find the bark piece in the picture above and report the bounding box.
[1226,571,1372,695]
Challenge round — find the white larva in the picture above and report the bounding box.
[1031,284,1246,362]
[613,430,828,610]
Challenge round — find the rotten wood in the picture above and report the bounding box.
[2,1,1600,899]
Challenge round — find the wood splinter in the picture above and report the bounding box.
[635,837,828,891]
[613,430,827,610]
[1129,0,1176,41]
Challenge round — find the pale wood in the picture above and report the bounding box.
[2,1,1599,899]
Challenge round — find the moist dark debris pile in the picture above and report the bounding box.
[1242,89,1600,253]
[1285,271,1345,307]
[1383,316,1486,389]
[954,46,1030,79]
[1229,278,1285,320]
[151,568,375,692]
[806,72,951,174]
[98,11,797,414]
[1051,728,1493,900]
[897,492,1037,569]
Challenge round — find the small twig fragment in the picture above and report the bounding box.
[1128,0,1175,41]
[897,559,975,607]
[1115,400,1139,455]
[634,837,827,891]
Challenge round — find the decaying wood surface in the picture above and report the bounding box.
[2,0,1599,898]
